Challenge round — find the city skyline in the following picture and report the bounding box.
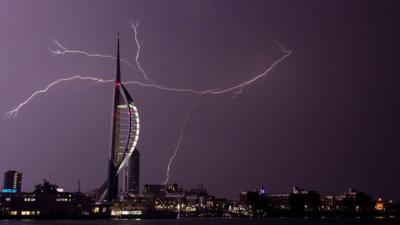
[0,168,396,203]
[1,0,400,201]
[2,169,397,219]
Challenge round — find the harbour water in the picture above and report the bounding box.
[1,218,399,225]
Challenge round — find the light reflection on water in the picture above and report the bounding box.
[0,217,399,225]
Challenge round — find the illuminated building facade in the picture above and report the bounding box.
[0,180,93,218]
[106,34,140,202]
[3,171,22,193]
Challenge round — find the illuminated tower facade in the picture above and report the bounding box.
[106,35,140,202]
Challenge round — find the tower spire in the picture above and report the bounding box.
[116,33,121,84]
[104,33,140,203]
[107,33,122,202]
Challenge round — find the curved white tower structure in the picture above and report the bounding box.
[106,34,140,202]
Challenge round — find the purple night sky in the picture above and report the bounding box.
[1,1,399,200]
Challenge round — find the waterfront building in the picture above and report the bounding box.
[288,186,321,212]
[144,184,166,199]
[0,180,93,218]
[266,193,290,210]
[3,171,22,193]
[322,195,345,210]
[342,188,373,213]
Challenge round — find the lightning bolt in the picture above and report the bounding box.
[162,95,200,185]
[49,38,135,67]
[130,21,154,83]
[49,22,154,84]
[5,24,292,186]
[50,38,291,95]
[4,76,112,118]
[125,41,291,95]
[7,40,290,117]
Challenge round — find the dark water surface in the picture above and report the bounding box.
[0,218,399,225]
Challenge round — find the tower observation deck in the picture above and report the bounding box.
[105,34,140,202]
